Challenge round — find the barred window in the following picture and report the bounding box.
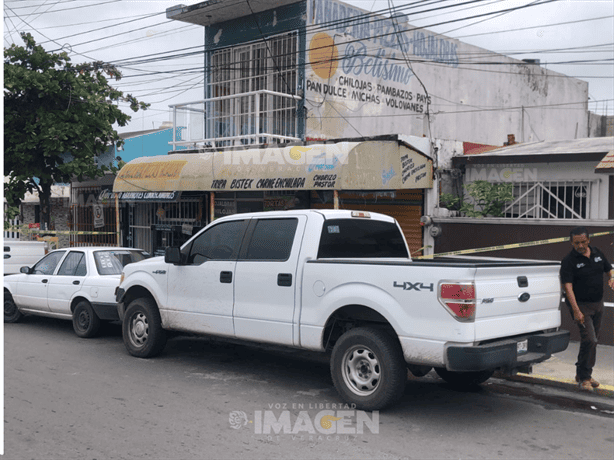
[208,32,299,146]
[502,181,591,219]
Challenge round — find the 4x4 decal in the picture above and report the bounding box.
[393,281,434,292]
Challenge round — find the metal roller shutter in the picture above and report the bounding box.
[310,190,425,256]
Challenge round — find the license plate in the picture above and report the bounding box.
[517,340,528,354]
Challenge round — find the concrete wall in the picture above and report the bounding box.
[588,113,614,138]
[119,129,173,163]
[304,0,589,145]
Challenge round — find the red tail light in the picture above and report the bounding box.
[439,282,476,322]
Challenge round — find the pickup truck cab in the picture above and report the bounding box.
[116,210,569,410]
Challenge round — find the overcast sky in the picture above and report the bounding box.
[4,0,613,134]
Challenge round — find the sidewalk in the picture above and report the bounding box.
[501,341,614,397]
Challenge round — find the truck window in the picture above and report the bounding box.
[245,218,298,261]
[317,219,409,259]
[188,220,248,264]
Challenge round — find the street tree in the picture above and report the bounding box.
[4,32,149,229]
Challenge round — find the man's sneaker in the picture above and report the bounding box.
[576,376,600,388]
[579,380,594,392]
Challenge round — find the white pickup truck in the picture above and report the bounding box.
[116,209,569,410]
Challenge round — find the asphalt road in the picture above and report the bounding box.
[4,316,614,460]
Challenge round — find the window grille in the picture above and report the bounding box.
[128,199,203,254]
[207,32,299,147]
[70,187,118,247]
[501,181,591,219]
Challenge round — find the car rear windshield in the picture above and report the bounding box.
[317,218,409,258]
[94,250,149,275]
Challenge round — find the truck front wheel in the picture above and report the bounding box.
[435,368,494,387]
[331,327,406,411]
[123,297,167,358]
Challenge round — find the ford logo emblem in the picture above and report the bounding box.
[518,292,531,302]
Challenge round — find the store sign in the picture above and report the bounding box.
[111,191,180,202]
[214,199,236,217]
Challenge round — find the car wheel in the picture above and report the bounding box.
[4,293,23,323]
[435,368,494,387]
[72,300,101,338]
[123,297,167,358]
[330,327,407,411]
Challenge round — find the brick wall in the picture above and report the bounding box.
[20,198,70,248]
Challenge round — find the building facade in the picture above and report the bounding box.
[166,0,591,148]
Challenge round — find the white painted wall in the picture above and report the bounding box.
[305,0,588,146]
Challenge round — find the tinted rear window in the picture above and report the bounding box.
[317,219,409,259]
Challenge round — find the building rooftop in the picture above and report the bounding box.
[454,137,614,165]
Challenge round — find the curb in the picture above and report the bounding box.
[495,372,614,398]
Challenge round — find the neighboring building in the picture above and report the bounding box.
[71,128,174,249]
[3,183,71,248]
[164,0,591,148]
[426,137,614,344]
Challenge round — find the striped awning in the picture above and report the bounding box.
[595,150,614,174]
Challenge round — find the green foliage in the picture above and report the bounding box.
[439,193,461,211]
[4,33,149,228]
[439,181,513,217]
[459,181,514,217]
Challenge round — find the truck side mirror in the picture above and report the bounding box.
[20,266,31,274]
[164,247,183,265]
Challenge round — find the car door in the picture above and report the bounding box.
[12,251,67,312]
[233,216,306,346]
[47,251,87,314]
[165,219,249,338]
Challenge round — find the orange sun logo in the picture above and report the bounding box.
[309,32,339,79]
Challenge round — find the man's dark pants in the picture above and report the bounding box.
[574,300,603,381]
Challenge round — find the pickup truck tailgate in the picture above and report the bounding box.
[473,263,562,342]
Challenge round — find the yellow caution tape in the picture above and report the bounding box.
[415,231,614,260]
[5,227,119,236]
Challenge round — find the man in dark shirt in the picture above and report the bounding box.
[560,227,614,392]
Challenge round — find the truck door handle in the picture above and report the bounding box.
[73,280,80,285]
[220,271,233,283]
[277,273,292,287]
[42,279,48,283]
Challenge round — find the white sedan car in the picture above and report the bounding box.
[4,247,149,337]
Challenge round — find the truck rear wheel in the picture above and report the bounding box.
[435,368,494,387]
[331,327,406,411]
[123,297,167,358]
